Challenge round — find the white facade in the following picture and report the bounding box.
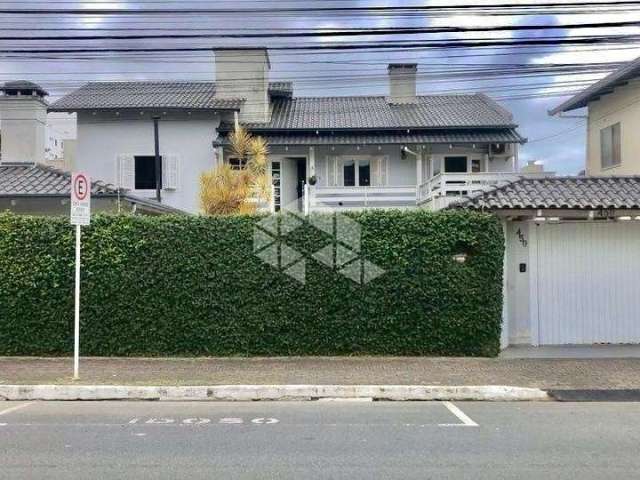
[76,111,222,213]
[0,96,47,164]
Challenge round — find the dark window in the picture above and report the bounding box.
[134,155,159,190]
[444,156,468,173]
[343,160,356,186]
[471,159,481,173]
[359,160,371,186]
[228,157,247,170]
[601,123,621,169]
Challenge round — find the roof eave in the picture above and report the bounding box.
[48,105,242,113]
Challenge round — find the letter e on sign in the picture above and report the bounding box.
[70,172,91,225]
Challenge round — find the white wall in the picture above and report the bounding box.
[76,111,220,213]
[505,221,532,345]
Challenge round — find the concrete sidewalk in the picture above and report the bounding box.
[1,356,639,390]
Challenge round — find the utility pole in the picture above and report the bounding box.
[153,115,162,203]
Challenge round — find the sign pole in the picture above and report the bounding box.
[73,224,81,380]
[70,172,91,380]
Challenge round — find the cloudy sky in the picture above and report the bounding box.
[2,0,640,174]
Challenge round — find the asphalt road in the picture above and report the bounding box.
[1,400,639,479]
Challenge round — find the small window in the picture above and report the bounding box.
[343,160,356,186]
[228,157,247,170]
[601,123,621,169]
[134,155,160,190]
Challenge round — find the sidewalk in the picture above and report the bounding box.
[2,356,640,390]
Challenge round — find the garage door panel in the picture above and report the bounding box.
[537,222,640,345]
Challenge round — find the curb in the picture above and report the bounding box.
[0,385,550,402]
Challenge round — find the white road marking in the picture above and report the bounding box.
[251,417,279,424]
[0,402,34,417]
[439,402,479,427]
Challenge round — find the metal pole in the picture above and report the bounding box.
[153,116,162,203]
[73,224,81,380]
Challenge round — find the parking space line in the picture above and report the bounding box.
[0,402,34,418]
[439,401,479,427]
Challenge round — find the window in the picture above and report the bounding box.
[228,157,247,170]
[601,123,621,169]
[444,156,468,173]
[471,159,482,173]
[358,160,371,186]
[343,160,356,186]
[134,155,160,190]
[342,158,370,186]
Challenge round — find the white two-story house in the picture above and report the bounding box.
[46,48,530,214]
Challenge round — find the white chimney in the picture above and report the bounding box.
[388,64,417,104]
[0,81,48,164]
[214,48,271,124]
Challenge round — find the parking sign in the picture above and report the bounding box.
[70,172,91,225]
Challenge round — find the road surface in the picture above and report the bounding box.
[0,400,638,479]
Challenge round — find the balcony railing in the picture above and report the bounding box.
[417,172,552,209]
[309,185,418,211]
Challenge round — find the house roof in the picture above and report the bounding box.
[0,162,185,214]
[218,128,525,146]
[455,176,640,210]
[0,162,118,196]
[229,93,515,131]
[549,56,640,115]
[49,81,245,112]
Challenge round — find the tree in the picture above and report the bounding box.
[199,125,271,215]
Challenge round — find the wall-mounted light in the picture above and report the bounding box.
[618,216,632,221]
[452,253,468,264]
[548,217,560,223]
[534,217,546,222]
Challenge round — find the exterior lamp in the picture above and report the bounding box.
[618,216,632,221]
[452,253,468,264]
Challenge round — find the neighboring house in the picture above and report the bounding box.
[0,162,183,215]
[48,48,537,214]
[456,176,640,347]
[550,55,640,176]
[0,82,183,216]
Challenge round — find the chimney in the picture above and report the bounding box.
[214,48,271,124]
[0,81,49,164]
[387,64,417,104]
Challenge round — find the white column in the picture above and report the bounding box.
[217,146,224,167]
[416,147,423,184]
[308,146,316,177]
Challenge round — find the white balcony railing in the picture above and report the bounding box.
[417,172,552,209]
[309,185,418,211]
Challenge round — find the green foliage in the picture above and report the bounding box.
[0,209,504,357]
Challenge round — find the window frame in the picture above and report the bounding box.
[341,156,372,187]
[600,122,621,170]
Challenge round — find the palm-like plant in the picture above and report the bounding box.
[199,125,271,215]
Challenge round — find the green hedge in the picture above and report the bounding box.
[0,209,504,357]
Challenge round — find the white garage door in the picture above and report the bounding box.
[537,222,640,345]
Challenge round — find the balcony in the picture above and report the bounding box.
[418,172,552,210]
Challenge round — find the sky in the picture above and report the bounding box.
[2,0,640,174]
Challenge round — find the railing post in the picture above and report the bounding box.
[364,186,368,207]
[304,183,310,216]
[270,184,276,214]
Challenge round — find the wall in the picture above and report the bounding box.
[505,221,532,345]
[587,78,640,175]
[76,111,220,213]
